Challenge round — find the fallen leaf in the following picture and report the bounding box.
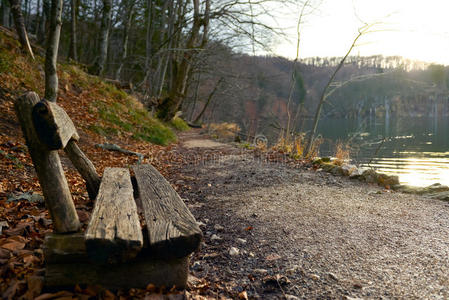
[1,240,25,251]
[3,222,32,236]
[23,254,40,266]
[238,291,248,300]
[0,248,11,259]
[20,275,44,300]
[102,289,115,300]
[2,280,22,300]
[146,283,157,293]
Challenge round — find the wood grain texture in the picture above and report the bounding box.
[85,167,142,264]
[64,140,101,200]
[133,164,202,258]
[43,233,87,264]
[14,92,80,233]
[45,255,189,290]
[32,99,79,150]
[43,233,188,289]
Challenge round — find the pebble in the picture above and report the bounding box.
[286,265,299,275]
[254,268,268,275]
[310,274,320,281]
[237,238,247,244]
[214,224,224,231]
[353,281,363,289]
[229,247,239,256]
[285,295,299,300]
[192,261,202,271]
[196,221,206,227]
[328,272,339,281]
[211,234,222,241]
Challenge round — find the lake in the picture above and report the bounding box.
[311,116,449,187]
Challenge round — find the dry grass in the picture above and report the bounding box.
[334,141,351,165]
[273,133,321,160]
[208,122,240,141]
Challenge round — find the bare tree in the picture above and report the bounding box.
[37,0,49,44]
[1,0,11,27]
[192,77,223,124]
[68,0,77,61]
[44,0,63,102]
[91,0,112,76]
[115,0,135,81]
[8,0,34,59]
[157,0,211,121]
[304,23,374,156]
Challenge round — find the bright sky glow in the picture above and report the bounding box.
[274,0,449,65]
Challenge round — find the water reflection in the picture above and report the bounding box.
[366,156,449,187]
[311,116,449,187]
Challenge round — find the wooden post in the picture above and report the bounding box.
[14,92,80,233]
[64,141,100,200]
[32,99,101,199]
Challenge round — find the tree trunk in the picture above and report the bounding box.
[8,0,34,59]
[192,77,222,124]
[158,0,210,121]
[37,0,49,44]
[1,0,10,27]
[68,0,77,61]
[115,0,134,80]
[304,28,365,156]
[44,0,63,102]
[142,0,154,90]
[91,0,112,76]
[34,0,40,35]
[64,141,101,200]
[23,0,27,27]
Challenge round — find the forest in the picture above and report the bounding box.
[1,0,448,141]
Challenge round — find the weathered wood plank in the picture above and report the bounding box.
[64,140,101,200]
[133,164,202,258]
[32,99,79,150]
[44,233,188,289]
[43,233,87,264]
[85,167,142,264]
[14,92,80,233]
[45,256,189,290]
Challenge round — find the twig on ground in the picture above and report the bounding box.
[95,143,144,164]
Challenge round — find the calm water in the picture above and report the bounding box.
[312,116,449,187]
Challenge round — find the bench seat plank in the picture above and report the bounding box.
[85,167,143,263]
[133,164,202,258]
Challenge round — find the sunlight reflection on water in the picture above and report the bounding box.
[360,155,449,187]
[302,116,449,188]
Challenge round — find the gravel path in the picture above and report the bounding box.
[173,134,449,299]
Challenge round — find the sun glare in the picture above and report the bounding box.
[276,0,449,66]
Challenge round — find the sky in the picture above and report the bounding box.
[273,0,449,65]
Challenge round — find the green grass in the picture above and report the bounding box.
[170,117,190,131]
[90,98,176,146]
[0,150,24,169]
[0,50,12,73]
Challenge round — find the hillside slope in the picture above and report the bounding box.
[0,26,183,196]
[0,27,189,297]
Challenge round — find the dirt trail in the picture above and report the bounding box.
[171,131,449,299]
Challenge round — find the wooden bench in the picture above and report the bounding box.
[15,92,202,289]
